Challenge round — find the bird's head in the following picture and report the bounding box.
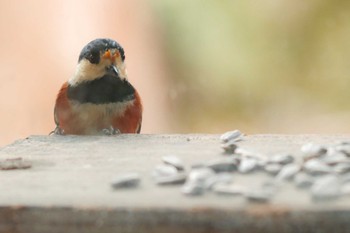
[69,38,127,85]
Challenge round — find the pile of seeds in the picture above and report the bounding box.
[112,130,350,202]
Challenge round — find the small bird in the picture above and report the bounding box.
[52,38,142,135]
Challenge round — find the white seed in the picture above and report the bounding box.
[275,164,301,181]
[181,168,216,195]
[220,130,242,143]
[154,172,187,185]
[188,168,215,184]
[264,163,283,175]
[206,157,238,172]
[238,157,258,173]
[213,184,247,196]
[335,144,350,156]
[162,155,185,171]
[269,153,294,165]
[151,164,178,178]
[333,163,350,174]
[111,173,140,189]
[235,148,265,160]
[321,152,349,165]
[303,159,333,175]
[181,182,205,196]
[301,143,327,160]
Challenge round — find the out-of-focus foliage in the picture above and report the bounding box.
[152,0,350,133]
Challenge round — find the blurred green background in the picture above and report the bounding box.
[152,0,350,133]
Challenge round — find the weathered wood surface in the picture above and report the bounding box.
[0,134,350,233]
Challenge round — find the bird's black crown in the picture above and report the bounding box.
[78,38,125,64]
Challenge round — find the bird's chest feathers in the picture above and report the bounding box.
[67,75,135,104]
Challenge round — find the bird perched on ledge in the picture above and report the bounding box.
[52,38,142,135]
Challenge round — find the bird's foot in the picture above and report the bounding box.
[100,126,120,136]
[49,126,65,135]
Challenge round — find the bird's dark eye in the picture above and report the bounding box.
[86,51,100,64]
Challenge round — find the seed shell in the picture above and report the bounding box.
[220,130,242,143]
[111,173,141,189]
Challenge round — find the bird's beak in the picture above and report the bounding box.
[102,49,119,62]
[103,49,122,77]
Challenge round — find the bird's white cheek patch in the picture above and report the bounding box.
[69,60,107,86]
[117,63,128,80]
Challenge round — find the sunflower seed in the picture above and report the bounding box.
[311,175,341,200]
[238,157,258,173]
[264,163,283,175]
[188,168,215,184]
[335,144,350,156]
[111,173,140,189]
[213,184,246,196]
[151,164,178,178]
[321,152,349,165]
[275,163,301,181]
[181,168,215,195]
[269,153,294,165]
[206,157,238,173]
[301,143,327,160]
[220,130,242,143]
[235,148,265,160]
[162,155,185,171]
[303,159,333,175]
[333,163,350,174]
[181,182,205,196]
[154,172,187,185]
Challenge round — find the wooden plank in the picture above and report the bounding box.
[0,134,349,233]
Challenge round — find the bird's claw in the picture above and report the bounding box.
[100,126,120,136]
[50,126,65,135]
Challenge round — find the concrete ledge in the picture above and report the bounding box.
[0,134,350,233]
